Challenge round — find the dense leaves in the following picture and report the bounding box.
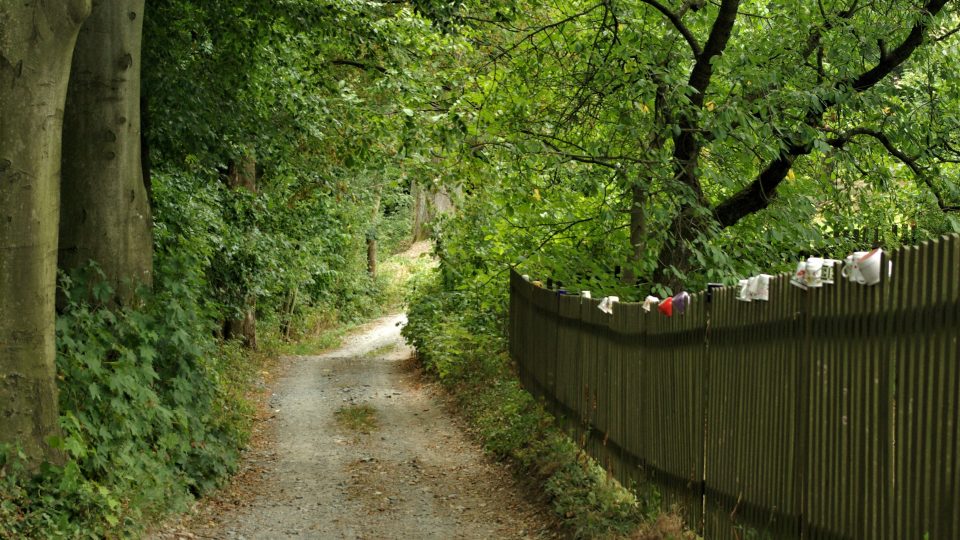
[3,0,461,536]
[1,260,246,538]
[429,0,960,299]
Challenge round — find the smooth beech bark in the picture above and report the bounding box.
[59,0,152,304]
[0,0,92,466]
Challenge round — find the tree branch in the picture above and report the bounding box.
[637,0,702,56]
[688,0,740,102]
[847,0,950,94]
[330,59,387,73]
[711,0,951,228]
[826,128,922,175]
[713,141,807,227]
[669,0,741,203]
[828,127,960,213]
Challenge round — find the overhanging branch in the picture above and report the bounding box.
[828,127,960,213]
[711,0,951,227]
[637,0,702,56]
[330,59,387,73]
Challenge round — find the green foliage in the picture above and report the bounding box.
[422,0,960,297]
[143,0,453,326]
[403,270,662,538]
[0,262,249,538]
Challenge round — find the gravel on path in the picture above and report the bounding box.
[153,314,560,540]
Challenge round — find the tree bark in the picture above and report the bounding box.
[59,0,152,305]
[367,188,381,278]
[620,183,646,286]
[0,0,91,466]
[411,180,455,241]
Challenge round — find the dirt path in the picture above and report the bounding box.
[158,314,558,539]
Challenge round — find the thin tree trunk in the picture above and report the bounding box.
[620,183,646,286]
[411,180,430,242]
[367,189,381,278]
[222,152,257,349]
[0,0,91,466]
[59,0,152,305]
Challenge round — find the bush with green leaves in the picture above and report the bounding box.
[403,270,662,538]
[0,259,250,538]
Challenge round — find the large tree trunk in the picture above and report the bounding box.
[411,180,455,241]
[59,0,152,306]
[652,208,704,293]
[0,0,91,466]
[222,153,257,350]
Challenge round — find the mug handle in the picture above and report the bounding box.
[841,264,850,278]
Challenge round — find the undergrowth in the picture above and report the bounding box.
[402,271,694,539]
[0,258,251,539]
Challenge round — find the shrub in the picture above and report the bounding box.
[0,259,249,538]
[402,270,665,539]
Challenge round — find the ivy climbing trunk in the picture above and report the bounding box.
[59,0,152,305]
[0,0,91,466]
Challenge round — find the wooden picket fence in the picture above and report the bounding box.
[509,234,960,539]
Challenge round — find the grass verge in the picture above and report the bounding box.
[402,272,697,539]
[334,404,380,434]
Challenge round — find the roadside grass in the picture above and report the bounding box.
[364,343,398,358]
[335,404,380,434]
[272,242,435,357]
[402,272,697,539]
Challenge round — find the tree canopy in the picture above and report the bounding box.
[432,0,960,298]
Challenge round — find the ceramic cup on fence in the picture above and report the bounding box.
[658,296,673,317]
[581,290,591,299]
[748,274,772,301]
[521,274,531,282]
[642,295,659,312]
[597,296,618,315]
[856,249,884,285]
[821,260,839,285]
[790,261,808,290]
[804,257,825,288]
[842,249,883,285]
[737,279,752,302]
[673,292,691,315]
[842,251,869,283]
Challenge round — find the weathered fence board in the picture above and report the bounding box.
[509,234,960,539]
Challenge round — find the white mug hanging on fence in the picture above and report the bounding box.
[790,261,808,290]
[642,295,659,312]
[821,259,839,284]
[804,257,825,288]
[748,274,772,301]
[842,251,868,283]
[581,290,591,299]
[737,279,752,302]
[597,296,618,315]
[842,249,884,286]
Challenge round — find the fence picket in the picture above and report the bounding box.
[508,234,960,539]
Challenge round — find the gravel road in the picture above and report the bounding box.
[155,314,558,540]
